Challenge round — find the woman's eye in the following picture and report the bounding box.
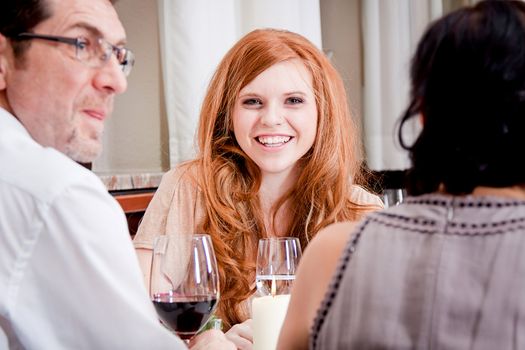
[287,97,304,104]
[242,98,262,106]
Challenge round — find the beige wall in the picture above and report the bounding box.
[320,0,363,133]
[93,0,169,174]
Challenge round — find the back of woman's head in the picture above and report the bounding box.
[399,0,525,195]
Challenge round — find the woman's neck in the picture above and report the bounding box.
[259,166,300,237]
[471,185,525,200]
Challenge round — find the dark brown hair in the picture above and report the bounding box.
[1,0,117,57]
[399,0,525,195]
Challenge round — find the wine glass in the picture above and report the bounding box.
[150,234,219,343]
[253,237,302,350]
[382,188,407,208]
[255,237,302,295]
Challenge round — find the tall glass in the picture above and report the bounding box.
[382,188,407,208]
[253,237,302,350]
[255,237,302,295]
[150,234,219,343]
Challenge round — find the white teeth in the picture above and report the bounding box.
[257,136,291,146]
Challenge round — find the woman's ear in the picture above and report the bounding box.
[0,34,10,91]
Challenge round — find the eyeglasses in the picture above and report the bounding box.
[13,33,135,77]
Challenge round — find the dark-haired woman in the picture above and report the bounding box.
[279,1,525,348]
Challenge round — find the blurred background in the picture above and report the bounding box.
[95,0,478,177]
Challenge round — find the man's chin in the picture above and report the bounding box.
[64,139,102,164]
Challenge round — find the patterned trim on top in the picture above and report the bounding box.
[372,201,525,236]
[308,195,525,348]
[404,197,525,208]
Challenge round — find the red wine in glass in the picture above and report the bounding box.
[152,293,217,339]
[150,234,220,342]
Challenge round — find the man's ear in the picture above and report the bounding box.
[0,34,10,91]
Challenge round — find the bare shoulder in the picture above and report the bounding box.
[306,221,357,256]
[277,221,358,350]
[299,221,357,290]
[297,221,357,300]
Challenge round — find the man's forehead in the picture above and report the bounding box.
[40,0,126,42]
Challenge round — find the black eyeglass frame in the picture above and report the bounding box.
[12,32,134,76]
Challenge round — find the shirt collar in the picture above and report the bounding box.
[0,107,32,137]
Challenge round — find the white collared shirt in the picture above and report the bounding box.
[0,108,185,349]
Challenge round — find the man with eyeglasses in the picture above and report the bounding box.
[0,0,234,349]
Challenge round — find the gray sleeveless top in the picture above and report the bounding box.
[311,193,525,349]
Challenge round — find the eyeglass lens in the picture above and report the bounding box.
[78,38,134,76]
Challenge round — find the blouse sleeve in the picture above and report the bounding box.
[133,164,202,290]
[350,185,384,209]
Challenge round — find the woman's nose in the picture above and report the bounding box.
[260,103,284,126]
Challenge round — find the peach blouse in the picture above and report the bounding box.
[133,162,383,320]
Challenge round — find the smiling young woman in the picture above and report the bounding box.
[133,28,383,347]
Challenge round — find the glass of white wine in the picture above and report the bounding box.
[253,237,302,350]
[255,237,302,295]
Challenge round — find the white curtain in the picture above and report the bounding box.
[157,0,322,167]
[362,0,443,171]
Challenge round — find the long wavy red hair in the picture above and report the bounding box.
[188,29,374,328]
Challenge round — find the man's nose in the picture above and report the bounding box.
[92,57,128,95]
